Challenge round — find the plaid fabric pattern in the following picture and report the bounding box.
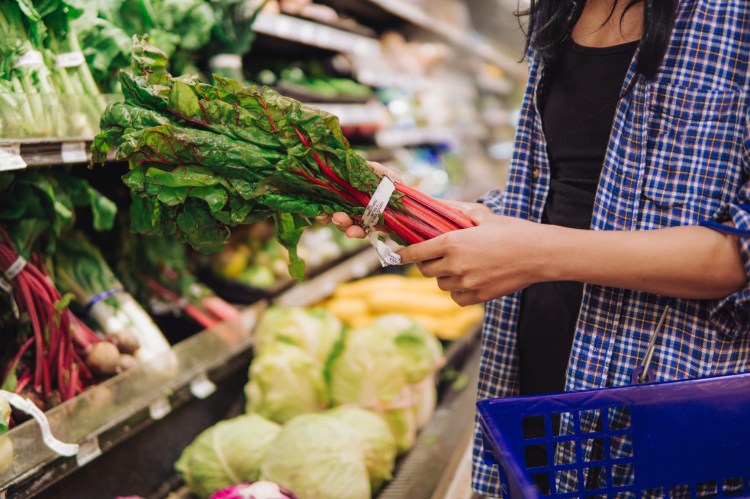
[472,1,750,497]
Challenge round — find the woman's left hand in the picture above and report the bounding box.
[397,207,552,306]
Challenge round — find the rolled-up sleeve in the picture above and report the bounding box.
[707,194,750,337]
[478,189,505,215]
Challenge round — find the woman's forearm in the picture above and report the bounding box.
[545,225,748,299]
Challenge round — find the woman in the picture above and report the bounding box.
[333,0,750,495]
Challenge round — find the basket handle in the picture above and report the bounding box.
[631,306,670,385]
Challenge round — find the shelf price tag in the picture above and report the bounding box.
[61,142,88,164]
[0,145,26,171]
[190,373,216,400]
[76,435,102,467]
[149,396,171,420]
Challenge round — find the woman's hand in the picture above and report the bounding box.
[398,208,553,306]
[316,161,400,239]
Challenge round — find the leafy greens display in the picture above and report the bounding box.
[92,36,474,279]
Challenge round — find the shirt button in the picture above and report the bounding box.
[532,168,540,179]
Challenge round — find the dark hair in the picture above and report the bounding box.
[518,0,678,80]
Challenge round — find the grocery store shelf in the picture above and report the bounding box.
[0,139,115,169]
[311,101,391,126]
[274,247,381,306]
[375,124,487,149]
[252,13,381,56]
[0,301,266,497]
[0,248,385,498]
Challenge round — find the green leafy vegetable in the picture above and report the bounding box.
[325,406,397,493]
[244,342,329,423]
[93,36,474,279]
[260,413,371,499]
[175,414,281,499]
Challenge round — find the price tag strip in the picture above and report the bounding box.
[0,144,26,172]
[362,177,402,267]
[61,142,88,164]
[54,52,85,69]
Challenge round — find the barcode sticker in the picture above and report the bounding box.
[54,52,85,69]
[0,145,26,171]
[61,142,88,163]
[362,177,402,266]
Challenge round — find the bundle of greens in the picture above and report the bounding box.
[53,231,172,363]
[0,171,132,409]
[93,37,474,279]
[0,0,106,138]
[116,231,237,328]
[72,0,216,92]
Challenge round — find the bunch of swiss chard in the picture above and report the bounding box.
[115,231,238,329]
[0,171,134,412]
[92,37,474,279]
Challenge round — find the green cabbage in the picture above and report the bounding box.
[254,307,342,365]
[261,414,370,499]
[325,407,397,492]
[375,315,444,384]
[326,316,444,453]
[245,343,329,423]
[175,414,281,498]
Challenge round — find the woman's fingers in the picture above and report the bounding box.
[345,225,366,238]
[331,212,354,228]
[315,214,332,224]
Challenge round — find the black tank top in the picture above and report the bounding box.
[517,39,639,398]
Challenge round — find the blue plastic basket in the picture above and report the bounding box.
[477,372,750,498]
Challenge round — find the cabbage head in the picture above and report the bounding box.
[254,307,342,364]
[176,414,281,498]
[245,343,329,423]
[327,327,408,407]
[382,407,418,454]
[375,315,444,383]
[261,414,370,499]
[325,407,397,492]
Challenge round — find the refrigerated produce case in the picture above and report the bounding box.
[0,1,523,497]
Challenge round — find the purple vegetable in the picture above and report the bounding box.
[209,481,297,499]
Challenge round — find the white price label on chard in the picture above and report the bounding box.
[0,145,26,171]
[54,52,85,68]
[14,50,44,68]
[363,176,395,227]
[61,142,88,163]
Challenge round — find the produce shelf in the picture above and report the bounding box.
[0,302,265,498]
[375,124,487,149]
[316,0,523,77]
[0,139,115,169]
[0,249,385,498]
[252,13,381,56]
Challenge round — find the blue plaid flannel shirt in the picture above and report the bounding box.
[472,1,750,496]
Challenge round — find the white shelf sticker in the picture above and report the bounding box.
[54,52,85,69]
[208,54,242,70]
[0,144,26,171]
[61,142,88,163]
[76,436,102,467]
[189,373,216,400]
[149,396,171,420]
